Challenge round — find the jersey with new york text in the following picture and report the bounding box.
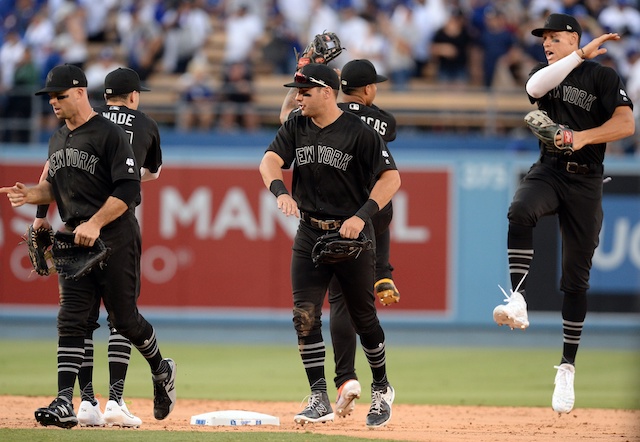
[45,116,140,224]
[527,60,633,164]
[94,104,163,174]
[267,111,396,219]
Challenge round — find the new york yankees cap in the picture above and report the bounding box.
[104,67,150,95]
[340,59,387,89]
[284,64,340,90]
[532,13,582,38]
[35,64,87,95]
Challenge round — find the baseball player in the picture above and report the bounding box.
[492,14,634,413]
[260,63,401,428]
[72,67,163,428]
[1,64,176,429]
[282,59,401,417]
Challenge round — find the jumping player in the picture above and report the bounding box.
[260,63,401,428]
[280,58,401,418]
[492,14,634,413]
[1,64,176,429]
[75,67,163,428]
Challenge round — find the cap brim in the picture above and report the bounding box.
[139,86,151,92]
[35,86,69,96]
[531,27,578,37]
[374,74,388,83]
[284,81,321,88]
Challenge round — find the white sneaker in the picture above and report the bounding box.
[335,379,361,418]
[552,364,575,413]
[104,399,142,428]
[77,400,105,427]
[493,286,529,330]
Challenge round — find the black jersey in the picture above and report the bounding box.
[527,60,633,164]
[45,116,140,224]
[267,111,397,219]
[337,102,397,142]
[94,104,163,174]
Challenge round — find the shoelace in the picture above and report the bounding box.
[498,272,528,303]
[299,392,322,410]
[369,389,385,415]
[553,365,573,388]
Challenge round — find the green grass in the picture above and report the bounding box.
[0,341,638,408]
[1,340,638,441]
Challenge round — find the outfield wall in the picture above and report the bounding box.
[1,140,639,328]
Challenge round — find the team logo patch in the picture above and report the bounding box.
[126,157,135,173]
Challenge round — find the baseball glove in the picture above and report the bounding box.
[22,224,56,276]
[524,110,574,155]
[311,232,372,265]
[375,278,400,306]
[296,31,343,70]
[51,231,110,280]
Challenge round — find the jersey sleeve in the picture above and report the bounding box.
[142,118,163,173]
[107,123,141,183]
[595,64,634,114]
[266,118,297,168]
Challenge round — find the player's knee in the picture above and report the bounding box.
[293,302,317,337]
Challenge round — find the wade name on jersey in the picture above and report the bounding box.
[101,106,136,127]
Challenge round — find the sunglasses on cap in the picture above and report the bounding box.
[295,72,330,88]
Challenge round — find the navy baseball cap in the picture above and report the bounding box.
[104,67,150,95]
[340,59,387,89]
[532,13,582,38]
[35,64,87,95]
[284,64,340,90]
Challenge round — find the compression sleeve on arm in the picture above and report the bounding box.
[526,51,583,98]
[111,179,140,207]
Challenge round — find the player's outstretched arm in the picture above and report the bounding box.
[578,32,620,60]
[0,181,54,207]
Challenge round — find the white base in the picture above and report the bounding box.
[190,410,280,426]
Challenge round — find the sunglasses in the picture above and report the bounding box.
[294,72,329,88]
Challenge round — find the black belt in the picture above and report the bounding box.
[540,155,602,175]
[300,212,343,230]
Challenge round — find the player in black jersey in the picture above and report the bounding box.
[260,63,401,429]
[72,67,163,428]
[1,64,176,429]
[281,59,401,418]
[491,14,634,414]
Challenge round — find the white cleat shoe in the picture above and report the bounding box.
[104,399,142,428]
[77,400,105,427]
[293,391,334,425]
[493,286,529,330]
[335,379,361,418]
[552,364,575,414]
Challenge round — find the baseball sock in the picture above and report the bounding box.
[108,330,132,402]
[361,327,388,387]
[507,223,533,292]
[298,334,326,391]
[131,325,165,374]
[57,335,85,404]
[78,335,97,405]
[560,291,587,365]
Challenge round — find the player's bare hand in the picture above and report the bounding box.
[73,221,101,247]
[276,194,300,218]
[0,182,29,207]
[340,216,365,239]
[33,217,51,230]
[580,33,619,60]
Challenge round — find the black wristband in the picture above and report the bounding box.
[269,179,289,198]
[36,205,49,218]
[355,199,379,221]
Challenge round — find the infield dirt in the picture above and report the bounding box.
[3,396,639,441]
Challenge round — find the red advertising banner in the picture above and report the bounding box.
[0,163,451,312]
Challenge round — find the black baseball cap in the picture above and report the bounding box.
[532,13,582,38]
[340,59,387,88]
[104,67,150,95]
[284,64,340,90]
[35,64,87,95]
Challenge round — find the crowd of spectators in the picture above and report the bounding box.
[0,0,639,152]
